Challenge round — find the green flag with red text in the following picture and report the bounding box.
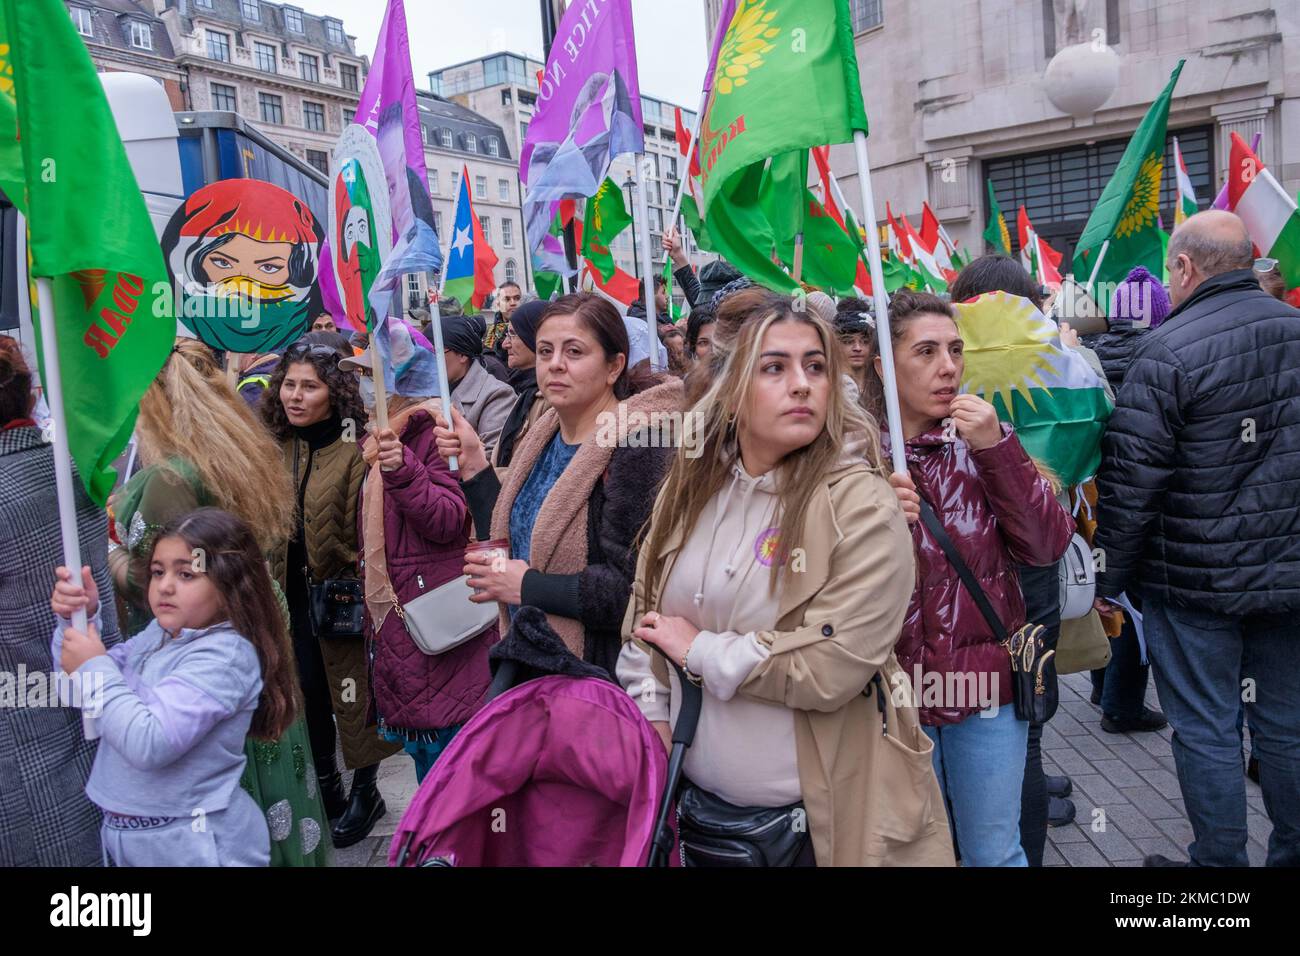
[0,0,173,504]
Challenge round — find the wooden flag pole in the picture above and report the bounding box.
[632,153,663,370]
[368,312,391,434]
[792,233,805,284]
[35,277,96,740]
[851,131,906,474]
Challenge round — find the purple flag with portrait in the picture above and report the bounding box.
[353,0,431,238]
[520,0,644,252]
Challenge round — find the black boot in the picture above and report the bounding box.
[331,763,386,849]
[316,763,348,825]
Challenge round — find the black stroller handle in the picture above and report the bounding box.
[646,657,703,867]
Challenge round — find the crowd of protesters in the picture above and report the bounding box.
[1,209,1297,869]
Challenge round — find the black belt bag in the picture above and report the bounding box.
[307,576,365,639]
[677,783,810,867]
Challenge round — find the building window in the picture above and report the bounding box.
[520,121,529,143]
[195,0,212,8]
[984,125,1213,264]
[451,170,459,195]
[284,7,303,33]
[666,157,678,181]
[303,101,325,132]
[325,19,344,45]
[475,176,487,200]
[465,133,477,152]
[129,21,152,50]
[433,210,443,236]
[306,149,329,175]
[501,89,512,106]
[300,54,319,83]
[440,128,453,149]
[241,0,260,22]
[429,169,439,194]
[342,105,352,128]
[487,137,499,158]
[498,179,509,202]
[206,30,231,62]
[210,82,237,112]
[505,259,517,284]
[850,0,883,33]
[259,92,284,125]
[70,6,93,36]
[254,41,277,74]
[421,125,429,146]
[479,215,491,243]
[340,63,358,92]
[502,218,513,248]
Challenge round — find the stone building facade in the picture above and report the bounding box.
[66,0,188,110]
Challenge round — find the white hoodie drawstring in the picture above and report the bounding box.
[694,467,745,609]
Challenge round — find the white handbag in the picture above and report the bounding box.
[1058,533,1096,621]
[394,571,497,656]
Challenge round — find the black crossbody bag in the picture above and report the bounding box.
[307,576,366,639]
[917,498,1057,724]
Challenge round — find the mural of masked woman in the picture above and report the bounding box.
[334,158,383,332]
[163,179,324,354]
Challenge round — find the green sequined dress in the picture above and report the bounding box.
[110,461,331,867]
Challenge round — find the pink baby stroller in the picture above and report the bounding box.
[389,608,700,867]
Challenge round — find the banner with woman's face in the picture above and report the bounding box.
[329,126,393,333]
[161,179,324,353]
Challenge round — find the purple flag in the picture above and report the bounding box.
[520,0,643,251]
[702,0,737,96]
[353,0,431,238]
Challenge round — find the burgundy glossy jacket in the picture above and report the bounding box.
[886,423,1073,726]
[361,410,496,737]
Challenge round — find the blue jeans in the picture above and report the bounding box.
[924,705,1029,867]
[1143,597,1300,867]
[400,725,463,784]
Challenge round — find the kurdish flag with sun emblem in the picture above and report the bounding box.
[1073,60,1184,313]
[697,0,867,218]
[983,180,1011,256]
[953,292,1113,485]
[0,0,173,505]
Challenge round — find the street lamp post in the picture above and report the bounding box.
[623,172,639,281]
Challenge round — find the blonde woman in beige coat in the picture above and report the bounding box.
[618,288,954,867]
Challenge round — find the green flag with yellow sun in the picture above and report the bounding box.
[1072,60,1184,312]
[953,292,1113,485]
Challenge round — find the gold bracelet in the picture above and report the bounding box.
[681,639,703,685]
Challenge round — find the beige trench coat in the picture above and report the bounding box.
[624,459,955,866]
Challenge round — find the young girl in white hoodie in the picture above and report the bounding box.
[51,508,297,866]
[618,288,952,867]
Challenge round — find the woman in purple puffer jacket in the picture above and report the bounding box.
[354,380,497,784]
[865,290,1073,868]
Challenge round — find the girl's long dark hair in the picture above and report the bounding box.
[153,508,297,740]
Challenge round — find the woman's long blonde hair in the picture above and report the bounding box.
[642,288,886,601]
[136,338,294,549]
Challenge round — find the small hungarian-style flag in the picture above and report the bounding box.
[984,179,1011,256]
[900,214,948,292]
[443,164,498,309]
[1017,206,1063,288]
[1227,132,1300,289]
[1173,136,1199,227]
[811,144,873,295]
[920,202,959,283]
[1073,60,1184,307]
[581,177,632,283]
[0,0,173,504]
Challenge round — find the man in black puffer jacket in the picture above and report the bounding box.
[1093,211,1300,869]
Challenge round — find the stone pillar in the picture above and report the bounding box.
[927,148,974,220]
[1213,97,1275,181]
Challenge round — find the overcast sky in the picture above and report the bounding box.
[323,0,710,109]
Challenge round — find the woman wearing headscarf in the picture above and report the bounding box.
[492,299,551,473]
[440,312,516,461]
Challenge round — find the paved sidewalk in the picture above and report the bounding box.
[1042,671,1271,867]
[333,670,1273,867]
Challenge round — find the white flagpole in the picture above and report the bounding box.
[1083,239,1110,298]
[851,131,906,474]
[35,276,97,739]
[632,152,664,370]
[428,188,462,472]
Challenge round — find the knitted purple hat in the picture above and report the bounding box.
[1109,265,1171,329]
